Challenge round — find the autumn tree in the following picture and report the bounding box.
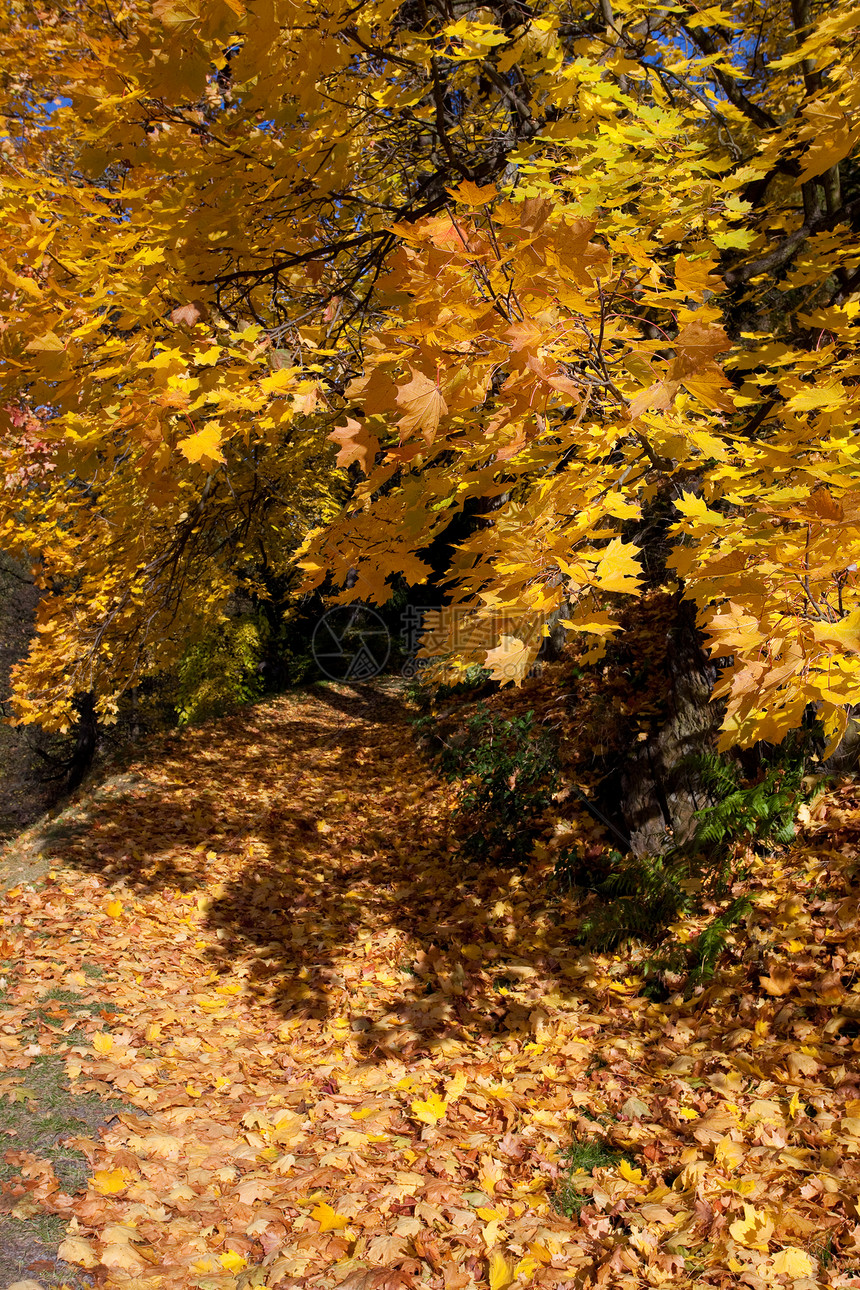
[1,0,859,794]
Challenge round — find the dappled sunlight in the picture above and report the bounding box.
[1,688,860,1287]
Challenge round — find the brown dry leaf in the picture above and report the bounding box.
[759,965,794,996]
[57,1236,99,1268]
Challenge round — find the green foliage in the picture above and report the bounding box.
[686,747,807,855]
[689,897,753,981]
[641,895,753,999]
[566,742,808,961]
[570,851,690,952]
[437,706,559,866]
[553,1137,627,1219]
[176,614,269,726]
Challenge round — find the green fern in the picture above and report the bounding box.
[689,896,752,980]
[576,852,689,951]
[684,750,741,799]
[687,752,805,855]
[642,895,753,997]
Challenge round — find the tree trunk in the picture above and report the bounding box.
[595,599,723,857]
[67,691,98,790]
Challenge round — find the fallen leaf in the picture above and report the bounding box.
[729,1203,775,1250]
[771,1247,815,1276]
[411,1092,448,1125]
[57,1236,99,1268]
[488,1250,515,1290]
[311,1201,350,1232]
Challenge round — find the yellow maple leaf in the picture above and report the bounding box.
[675,252,722,294]
[92,1032,113,1054]
[729,1202,775,1249]
[771,1247,814,1276]
[619,1159,644,1185]
[558,613,620,638]
[592,538,643,594]
[488,1249,515,1290]
[178,422,226,465]
[219,1250,248,1272]
[483,634,538,685]
[311,1201,349,1232]
[812,608,860,655]
[448,179,498,206]
[105,899,123,918]
[92,1167,132,1195]
[446,1070,468,1100]
[715,1135,745,1170]
[786,382,846,411]
[673,491,729,527]
[411,1091,448,1124]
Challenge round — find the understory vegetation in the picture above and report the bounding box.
[413,649,818,999]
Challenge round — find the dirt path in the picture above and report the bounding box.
[1,683,859,1288]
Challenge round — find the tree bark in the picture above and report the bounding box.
[66,691,98,790]
[596,600,723,856]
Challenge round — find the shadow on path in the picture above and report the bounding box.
[29,682,610,1063]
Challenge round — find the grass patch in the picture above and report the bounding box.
[0,986,138,1287]
[552,1136,630,1220]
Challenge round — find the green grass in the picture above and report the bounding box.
[552,1136,631,1219]
[0,981,137,1287]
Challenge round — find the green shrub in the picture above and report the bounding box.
[438,705,559,866]
[176,614,269,725]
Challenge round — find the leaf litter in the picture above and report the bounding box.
[1,683,860,1288]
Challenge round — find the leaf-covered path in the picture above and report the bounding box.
[2,685,860,1289]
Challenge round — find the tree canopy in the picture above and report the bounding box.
[2,0,860,751]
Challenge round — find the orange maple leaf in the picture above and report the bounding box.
[328,418,380,472]
[395,369,448,443]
